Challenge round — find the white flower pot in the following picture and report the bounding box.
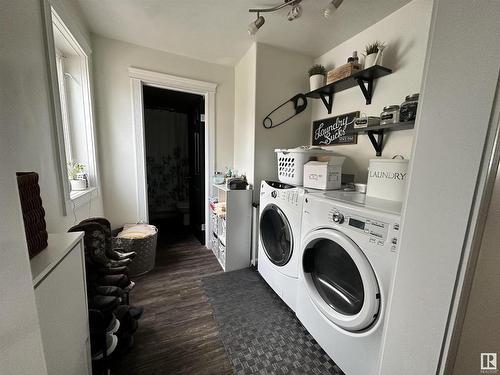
[364,52,383,68]
[310,74,325,91]
[70,179,87,191]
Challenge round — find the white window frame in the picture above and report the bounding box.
[40,0,100,213]
[54,50,73,163]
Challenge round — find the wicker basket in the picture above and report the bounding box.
[112,226,158,277]
[16,172,48,259]
[327,63,361,85]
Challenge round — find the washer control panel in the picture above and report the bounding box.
[270,189,300,206]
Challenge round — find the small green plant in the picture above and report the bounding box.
[67,161,85,180]
[308,64,327,77]
[365,41,385,55]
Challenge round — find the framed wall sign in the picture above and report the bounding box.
[311,111,360,146]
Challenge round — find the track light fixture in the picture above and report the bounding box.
[248,12,265,35]
[248,0,344,35]
[248,0,302,34]
[323,0,344,19]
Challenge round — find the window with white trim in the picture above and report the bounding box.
[51,7,97,200]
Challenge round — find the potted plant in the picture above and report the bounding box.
[308,64,327,91]
[67,161,87,191]
[364,41,386,68]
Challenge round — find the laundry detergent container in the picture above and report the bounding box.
[275,146,335,186]
[366,158,409,201]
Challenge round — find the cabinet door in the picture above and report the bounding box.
[35,242,90,375]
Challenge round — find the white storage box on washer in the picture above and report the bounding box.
[366,158,409,201]
[275,147,335,186]
[303,156,346,190]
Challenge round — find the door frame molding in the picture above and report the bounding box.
[129,67,217,246]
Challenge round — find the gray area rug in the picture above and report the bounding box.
[201,268,344,375]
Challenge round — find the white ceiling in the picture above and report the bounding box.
[77,0,411,66]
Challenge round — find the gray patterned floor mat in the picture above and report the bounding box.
[201,268,344,375]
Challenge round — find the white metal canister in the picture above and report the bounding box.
[366,158,409,201]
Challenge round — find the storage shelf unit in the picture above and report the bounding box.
[305,65,392,114]
[346,121,415,156]
[210,184,252,272]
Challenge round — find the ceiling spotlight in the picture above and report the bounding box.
[248,0,302,34]
[248,13,265,35]
[323,0,344,19]
[287,4,302,21]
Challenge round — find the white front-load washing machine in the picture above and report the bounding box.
[258,180,305,311]
[297,191,401,375]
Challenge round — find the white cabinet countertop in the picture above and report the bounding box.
[30,232,84,287]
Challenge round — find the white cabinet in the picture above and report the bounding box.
[30,233,91,375]
[210,184,252,271]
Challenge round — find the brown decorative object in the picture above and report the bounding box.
[16,172,48,259]
[326,62,362,85]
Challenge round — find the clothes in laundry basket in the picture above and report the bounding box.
[116,224,157,239]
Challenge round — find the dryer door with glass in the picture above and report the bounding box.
[260,203,293,266]
[302,228,380,332]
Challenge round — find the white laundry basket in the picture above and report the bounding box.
[275,147,335,186]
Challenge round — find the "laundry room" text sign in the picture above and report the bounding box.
[311,111,359,146]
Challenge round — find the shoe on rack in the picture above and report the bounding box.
[79,218,137,260]
[91,333,118,360]
[106,315,120,334]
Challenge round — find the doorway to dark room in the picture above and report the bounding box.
[143,85,205,245]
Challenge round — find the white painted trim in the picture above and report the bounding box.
[41,0,69,215]
[129,68,217,247]
[130,78,148,222]
[41,0,100,215]
[70,187,98,208]
[129,67,217,93]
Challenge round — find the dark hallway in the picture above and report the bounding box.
[143,86,206,245]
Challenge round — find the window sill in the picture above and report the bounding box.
[69,187,98,208]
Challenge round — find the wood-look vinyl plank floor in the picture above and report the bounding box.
[110,231,233,375]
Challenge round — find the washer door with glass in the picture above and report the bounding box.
[260,203,293,266]
[302,229,380,332]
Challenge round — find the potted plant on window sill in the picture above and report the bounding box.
[67,161,87,191]
[308,64,327,91]
[364,41,386,68]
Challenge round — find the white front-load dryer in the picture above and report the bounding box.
[258,180,305,311]
[296,192,401,375]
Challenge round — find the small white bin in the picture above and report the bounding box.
[303,156,346,190]
[366,158,409,201]
[219,241,226,265]
[217,216,226,238]
[275,146,335,186]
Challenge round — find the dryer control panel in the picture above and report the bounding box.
[328,208,399,250]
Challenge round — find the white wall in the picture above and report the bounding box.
[92,35,235,227]
[1,0,97,373]
[379,0,500,373]
[233,44,257,184]
[254,43,313,194]
[233,43,313,198]
[0,0,103,232]
[312,0,433,182]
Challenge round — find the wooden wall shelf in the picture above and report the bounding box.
[305,65,392,114]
